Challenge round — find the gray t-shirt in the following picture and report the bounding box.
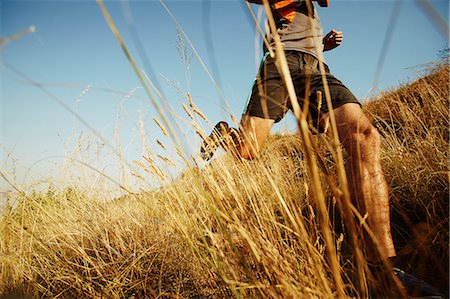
[267,0,323,59]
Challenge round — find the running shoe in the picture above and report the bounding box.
[200,121,230,161]
[394,268,444,298]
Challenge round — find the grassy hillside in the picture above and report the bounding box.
[1,63,448,298]
[364,63,449,295]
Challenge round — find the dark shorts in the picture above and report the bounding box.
[244,51,360,123]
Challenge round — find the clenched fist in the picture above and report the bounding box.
[323,29,343,52]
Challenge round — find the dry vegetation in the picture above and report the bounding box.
[365,63,449,295]
[1,62,448,298]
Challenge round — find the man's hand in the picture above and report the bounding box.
[323,29,343,51]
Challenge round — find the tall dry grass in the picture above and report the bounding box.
[0,188,224,298]
[1,0,448,297]
[1,62,448,298]
[364,62,449,294]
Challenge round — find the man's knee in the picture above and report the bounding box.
[345,124,381,162]
[334,103,381,152]
[351,124,380,147]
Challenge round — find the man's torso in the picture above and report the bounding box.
[267,0,323,58]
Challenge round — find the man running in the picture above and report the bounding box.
[200,0,443,297]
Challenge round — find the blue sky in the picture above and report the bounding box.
[1,0,448,193]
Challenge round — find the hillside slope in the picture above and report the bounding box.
[365,63,449,294]
[1,63,448,298]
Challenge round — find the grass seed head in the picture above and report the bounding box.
[152,117,168,137]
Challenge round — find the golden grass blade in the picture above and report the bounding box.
[159,0,233,117]
[415,0,449,40]
[304,1,370,295]
[97,0,189,165]
[182,103,195,120]
[261,1,344,296]
[156,140,167,150]
[152,117,169,137]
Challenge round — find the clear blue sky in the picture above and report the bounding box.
[1,0,448,193]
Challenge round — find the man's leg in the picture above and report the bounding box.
[235,114,275,160]
[333,103,396,261]
[333,103,445,297]
[200,115,274,161]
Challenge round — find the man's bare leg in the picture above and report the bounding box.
[236,114,275,160]
[205,104,396,259]
[333,103,396,261]
[204,106,395,259]
[200,115,274,161]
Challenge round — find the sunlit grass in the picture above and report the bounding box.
[1,0,448,297]
[1,62,448,298]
